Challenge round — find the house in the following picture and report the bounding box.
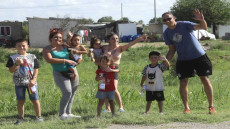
[27,17,89,48]
[216,25,230,39]
[0,21,23,47]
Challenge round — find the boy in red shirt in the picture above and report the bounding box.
[95,55,119,117]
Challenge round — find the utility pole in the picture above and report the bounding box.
[121,3,123,20]
[154,0,157,23]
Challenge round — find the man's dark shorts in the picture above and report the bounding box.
[176,54,212,80]
[146,91,165,101]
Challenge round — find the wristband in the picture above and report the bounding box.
[64,59,66,64]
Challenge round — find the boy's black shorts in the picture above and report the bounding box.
[146,91,165,101]
[176,54,212,80]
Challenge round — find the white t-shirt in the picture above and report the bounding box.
[142,64,168,91]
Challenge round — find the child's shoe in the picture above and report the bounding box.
[14,118,24,125]
[183,108,191,114]
[209,106,216,114]
[67,114,81,118]
[36,116,44,122]
[102,110,111,113]
[59,113,70,120]
[118,109,125,112]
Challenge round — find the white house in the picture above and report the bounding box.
[27,17,81,48]
[216,25,230,38]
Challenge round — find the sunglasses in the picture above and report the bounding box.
[163,18,172,22]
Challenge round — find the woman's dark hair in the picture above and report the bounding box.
[49,28,63,42]
[90,36,101,48]
[106,32,117,41]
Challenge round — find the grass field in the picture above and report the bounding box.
[0,39,230,129]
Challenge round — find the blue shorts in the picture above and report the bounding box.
[96,91,115,100]
[15,85,39,100]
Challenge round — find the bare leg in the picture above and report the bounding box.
[157,101,163,113]
[97,99,105,117]
[105,99,111,112]
[114,80,123,110]
[179,78,189,109]
[69,68,77,80]
[145,101,152,114]
[31,100,41,117]
[108,100,115,115]
[200,76,214,107]
[17,100,25,118]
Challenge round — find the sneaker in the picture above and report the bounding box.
[67,114,81,118]
[59,113,70,120]
[159,112,164,115]
[102,110,111,113]
[209,106,216,114]
[118,109,125,112]
[36,116,44,122]
[183,108,191,114]
[14,118,23,125]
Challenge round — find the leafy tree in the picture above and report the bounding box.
[170,0,230,36]
[97,16,114,23]
[137,20,144,24]
[22,21,29,39]
[149,17,163,24]
[120,17,129,22]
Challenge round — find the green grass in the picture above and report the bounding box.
[0,39,230,128]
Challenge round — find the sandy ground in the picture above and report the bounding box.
[108,121,230,129]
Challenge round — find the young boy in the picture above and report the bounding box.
[6,39,43,125]
[140,51,170,114]
[95,55,119,117]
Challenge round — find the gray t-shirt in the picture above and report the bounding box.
[6,53,40,86]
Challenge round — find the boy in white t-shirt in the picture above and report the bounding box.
[140,51,170,114]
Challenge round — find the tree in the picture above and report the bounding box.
[149,17,163,24]
[97,16,114,23]
[170,0,230,36]
[137,20,144,24]
[22,21,29,39]
[120,17,129,22]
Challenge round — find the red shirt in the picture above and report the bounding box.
[96,66,115,92]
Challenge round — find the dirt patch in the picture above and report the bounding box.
[108,121,230,129]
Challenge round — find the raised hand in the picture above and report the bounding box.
[67,31,73,38]
[193,9,204,21]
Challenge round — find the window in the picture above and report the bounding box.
[0,26,11,36]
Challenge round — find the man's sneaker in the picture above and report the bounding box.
[183,108,191,114]
[118,109,125,112]
[36,116,44,122]
[67,114,81,118]
[14,118,23,125]
[209,106,216,114]
[102,110,111,113]
[59,113,70,120]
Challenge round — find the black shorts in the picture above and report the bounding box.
[146,91,165,101]
[176,54,212,80]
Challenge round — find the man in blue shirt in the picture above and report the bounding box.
[163,9,216,114]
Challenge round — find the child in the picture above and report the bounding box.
[95,55,119,117]
[88,36,103,66]
[140,51,170,114]
[6,39,43,125]
[66,32,88,79]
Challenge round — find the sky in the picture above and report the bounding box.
[0,0,177,24]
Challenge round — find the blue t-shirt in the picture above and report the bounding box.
[163,21,205,60]
[50,47,70,72]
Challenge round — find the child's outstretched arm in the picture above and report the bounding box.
[121,34,147,52]
[71,45,88,55]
